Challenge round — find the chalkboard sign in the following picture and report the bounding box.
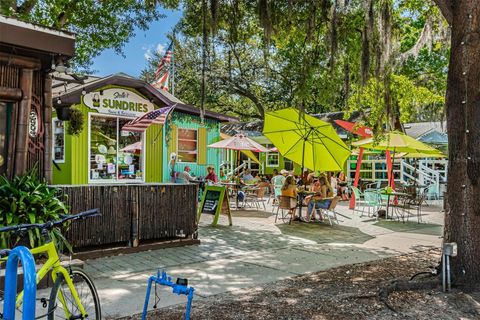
[201,190,221,214]
[197,186,232,226]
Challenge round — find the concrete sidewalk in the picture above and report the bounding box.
[82,201,444,319]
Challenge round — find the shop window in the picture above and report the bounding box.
[266,152,279,167]
[52,119,65,163]
[0,103,8,176]
[89,115,143,182]
[284,159,294,171]
[177,128,197,163]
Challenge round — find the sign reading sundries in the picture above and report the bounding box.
[83,88,154,117]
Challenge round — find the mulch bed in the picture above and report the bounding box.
[118,249,480,320]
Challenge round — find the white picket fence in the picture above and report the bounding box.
[347,158,448,199]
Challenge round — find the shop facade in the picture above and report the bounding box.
[52,74,236,185]
[0,15,75,181]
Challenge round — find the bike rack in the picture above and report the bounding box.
[3,246,37,320]
[142,270,195,320]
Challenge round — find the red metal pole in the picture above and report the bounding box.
[349,147,364,209]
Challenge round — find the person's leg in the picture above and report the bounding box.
[307,200,315,216]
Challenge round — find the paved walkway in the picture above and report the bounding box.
[83,201,444,319]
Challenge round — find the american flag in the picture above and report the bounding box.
[154,42,173,80]
[152,71,169,91]
[122,105,175,133]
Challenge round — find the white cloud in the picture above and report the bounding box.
[144,48,153,61]
[156,43,166,54]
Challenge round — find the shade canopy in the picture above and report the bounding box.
[334,120,373,138]
[395,151,446,159]
[120,141,142,153]
[208,134,269,152]
[352,131,440,154]
[219,133,261,164]
[263,108,351,171]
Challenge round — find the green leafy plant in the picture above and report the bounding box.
[67,108,84,136]
[0,167,71,252]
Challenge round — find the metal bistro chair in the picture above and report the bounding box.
[403,188,428,223]
[275,196,295,224]
[351,186,368,215]
[317,196,341,226]
[363,189,382,219]
[244,186,267,210]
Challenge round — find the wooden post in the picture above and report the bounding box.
[15,68,33,176]
[43,75,53,183]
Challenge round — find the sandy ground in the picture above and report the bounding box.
[120,249,480,320]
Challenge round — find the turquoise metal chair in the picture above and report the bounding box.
[351,186,367,215]
[363,189,382,218]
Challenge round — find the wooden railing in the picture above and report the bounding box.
[57,184,198,249]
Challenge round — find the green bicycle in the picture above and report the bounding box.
[0,209,102,319]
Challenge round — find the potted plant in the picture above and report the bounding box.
[66,108,84,136]
[0,167,71,252]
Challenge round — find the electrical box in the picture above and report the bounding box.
[443,242,457,257]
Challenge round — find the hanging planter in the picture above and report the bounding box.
[55,106,72,121]
[66,108,84,136]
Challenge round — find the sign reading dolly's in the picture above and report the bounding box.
[83,88,154,117]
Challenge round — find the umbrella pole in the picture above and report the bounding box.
[301,138,306,180]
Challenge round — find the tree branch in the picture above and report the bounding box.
[432,0,453,25]
[16,0,37,14]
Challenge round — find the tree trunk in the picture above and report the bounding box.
[441,0,480,290]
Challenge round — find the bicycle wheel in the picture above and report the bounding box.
[48,268,101,320]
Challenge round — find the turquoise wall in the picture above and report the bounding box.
[162,112,221,181]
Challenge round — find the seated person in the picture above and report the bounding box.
[176,166,197,183]
[219,169,228,181]
[272,169,287,199]
[337,171,349,200]
[241,169,255,184]
[328,171,338,195]
[205,166,218,184]
[306,176,334,220]
[281,175,299,220]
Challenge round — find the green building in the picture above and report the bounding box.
[52,74,236,185]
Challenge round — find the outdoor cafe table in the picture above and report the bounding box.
[381,190,411,220]
[221,182,241,209]
[296,190,316,220]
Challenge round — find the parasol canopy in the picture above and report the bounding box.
[334,120,373,138]
[263,108,351,172]
[208,134,269,152]
[352,131,441,154]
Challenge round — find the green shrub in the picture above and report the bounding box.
[0,168,70,251]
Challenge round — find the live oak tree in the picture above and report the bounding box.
[149,0,449,123]
[0,0,163,69]
[433,0,480,290]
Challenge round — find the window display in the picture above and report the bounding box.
[89,115,143,182]
[52,119,65,162]
[177,128,197,163]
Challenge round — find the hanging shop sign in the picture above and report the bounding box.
[83,88,154,117]
[28,110,39,138]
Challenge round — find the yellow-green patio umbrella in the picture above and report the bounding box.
[263,108,351,172]
[394,151,446,159]
[352,131,442,187]
[352,131,441,154]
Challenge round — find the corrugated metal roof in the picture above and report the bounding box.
[404,121,447,139]
[53,73,238,122]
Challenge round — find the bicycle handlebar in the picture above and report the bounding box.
[0,209,101,234]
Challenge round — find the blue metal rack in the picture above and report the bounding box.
[3,246,37,320]
[142,270,195,320]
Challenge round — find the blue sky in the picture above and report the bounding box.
[90,8,182,78]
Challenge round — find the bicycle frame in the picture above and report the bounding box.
[10,241,87,318]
